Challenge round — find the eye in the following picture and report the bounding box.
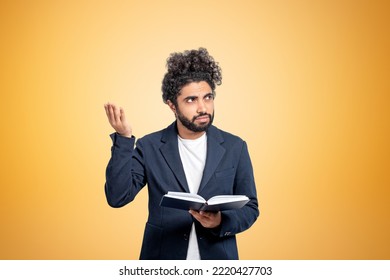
[186,98,195,103]
[205,94,214,100]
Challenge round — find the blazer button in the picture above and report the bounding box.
[183,234,188,240]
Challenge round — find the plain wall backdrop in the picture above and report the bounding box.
[0,0,389,259]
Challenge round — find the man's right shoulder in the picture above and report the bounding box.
[139,129,164,142]
[137,122,175,144]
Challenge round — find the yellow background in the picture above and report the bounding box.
[1,0,389,259]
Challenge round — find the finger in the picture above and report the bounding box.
[200,211,215,218]
[194,213,211,226]
[106,103,117,124]
[119,107,126,122]
[189,210,197,216]
[108,104,117,125]
[189,210,202,220]
[108,103,118,124]
[114,105,121,124]
[199,211,207,216]
[104,103,110,119]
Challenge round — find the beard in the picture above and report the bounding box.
[176,110,214,133]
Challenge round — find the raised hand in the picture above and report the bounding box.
[104,103,132,138]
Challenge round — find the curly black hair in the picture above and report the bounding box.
[162,47,222,105]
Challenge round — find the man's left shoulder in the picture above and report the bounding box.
[208,125,245,144]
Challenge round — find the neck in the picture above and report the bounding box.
[176,120,206,140]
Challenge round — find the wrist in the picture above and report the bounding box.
[116,131,133,138]
[117,129,132,138]
[119,133,132,138]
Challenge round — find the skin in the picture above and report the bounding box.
[167,81,214,139]
[104,81,221,228]
[104,103,132,138]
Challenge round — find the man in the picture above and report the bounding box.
[104,48,259,260]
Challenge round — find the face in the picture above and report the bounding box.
[168,81,215,135]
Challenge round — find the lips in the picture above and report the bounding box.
[195,116,209,122]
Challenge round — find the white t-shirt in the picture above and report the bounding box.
[178,133,207,260]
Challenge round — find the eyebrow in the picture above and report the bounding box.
[183,93,214,101]
[183,95,198,101]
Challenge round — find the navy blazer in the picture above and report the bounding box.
[105,122,259,259]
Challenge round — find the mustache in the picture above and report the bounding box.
[192,113,211,122]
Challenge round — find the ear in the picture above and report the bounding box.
[167,100,176,114]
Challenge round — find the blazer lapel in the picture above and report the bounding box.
[159,122,190,193]
[198,126,225,194]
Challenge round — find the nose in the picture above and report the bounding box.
[197,99,206,114]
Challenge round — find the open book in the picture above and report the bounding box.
[159,191,249,212]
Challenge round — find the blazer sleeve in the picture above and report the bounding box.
[216,141,259,237]
[104,133,147,208]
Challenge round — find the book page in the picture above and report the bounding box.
[207,195,249,205]
[166,192,205,203]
